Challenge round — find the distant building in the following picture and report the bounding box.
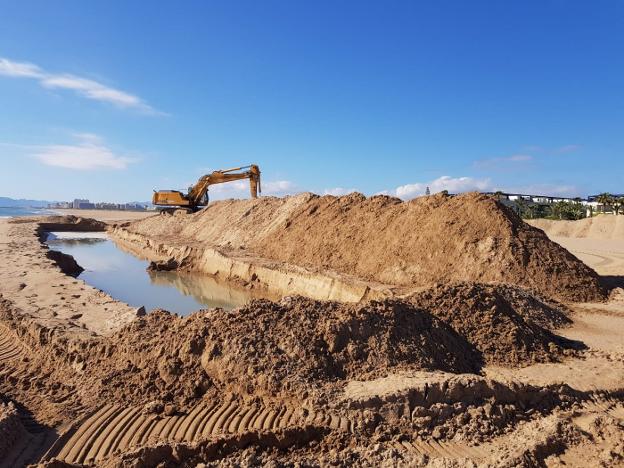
[73,198,89,209]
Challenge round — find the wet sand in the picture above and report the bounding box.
[51,208,156,222]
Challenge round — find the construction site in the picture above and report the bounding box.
[0,187,623,467]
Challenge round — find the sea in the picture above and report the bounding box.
[0,207,54,218]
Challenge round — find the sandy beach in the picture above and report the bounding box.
[50,208,156,222]
[0,195,623,466]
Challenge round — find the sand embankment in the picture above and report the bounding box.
[529,215,624,239]
[1,198,623,465]
[529,216,624,277]
[115,192,605,302]
[0,217,137,337]
[51,208,155,222]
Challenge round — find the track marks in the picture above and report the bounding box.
[0,323,24,363]
[584,393,624,422]
[49,400,350,465]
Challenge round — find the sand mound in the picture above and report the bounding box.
[200,297,482,395]
[0,400,26,459]
[409,283,580,366]
[529,215,624,240]
[3,290,575,421]
[10,215,107,232]
[124,192,604,302]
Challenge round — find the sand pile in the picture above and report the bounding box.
[123,192,604,302]
[200,297,482,396]
[409,283,579,366]
[0,400,26,458]
[2,288,575,423]
[529,215,624,239]
[10,214,107,232]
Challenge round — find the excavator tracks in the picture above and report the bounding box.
[46,400,351,465]
[0,323,24,364]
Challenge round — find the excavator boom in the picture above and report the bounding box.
[152,164,261,210]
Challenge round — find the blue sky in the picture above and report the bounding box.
[0,0,622,202]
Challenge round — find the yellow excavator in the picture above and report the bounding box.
[152,164,261,212]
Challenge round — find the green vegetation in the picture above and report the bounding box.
[595,193,624,215]
[513,199,586,220]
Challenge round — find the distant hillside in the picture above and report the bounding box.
[0,197,54,208]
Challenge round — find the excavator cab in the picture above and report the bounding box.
[152,164,261,212]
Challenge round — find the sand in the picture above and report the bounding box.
[0,198,623,467]
[529,217,624,280]
[529,215,624,240]
[119,192,605,302]
[51,208,156,222]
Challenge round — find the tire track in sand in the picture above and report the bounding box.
[46,401,351,465]
[583,391,624,422]
[0,323,25,363]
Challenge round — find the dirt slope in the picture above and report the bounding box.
[409,283,579,366]
[529,215,624,239]
[125,192,605,302]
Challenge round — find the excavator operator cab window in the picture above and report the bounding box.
[199,192,209,206]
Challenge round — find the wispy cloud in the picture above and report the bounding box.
[263,180,296,194]
[555,144,581,154]
[474,154,533,170]
[200,178,296,200]
[503,183,582,197]
[33,133,136,170]
[378,176,581,199]
[0,57,163,115]
[323,187,358,196]
[379,176,493,199]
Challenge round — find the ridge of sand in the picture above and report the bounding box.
[529,216,624,278]
[123,192,605,302]
[0,218,137,337]
[1,202,623,466]
[529,215,624,239]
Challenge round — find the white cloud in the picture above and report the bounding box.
[380,176,582,199]
[323,187,358,196]
[263,180,296,194]
[0,58,43,78]
[384,176,493,199]
[33,134,135,170]
[0,57,162,114]
[204,179,296,200]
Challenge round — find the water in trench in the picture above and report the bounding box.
[45,232,269,315]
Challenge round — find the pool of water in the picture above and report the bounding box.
[45,232,270,315]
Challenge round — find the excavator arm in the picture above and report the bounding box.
[152,164,261,210]
[188,165,261,205]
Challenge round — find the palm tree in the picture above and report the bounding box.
[613,196,623,215]
[596,193,613,214]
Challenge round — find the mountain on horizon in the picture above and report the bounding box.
[0,197,54,208]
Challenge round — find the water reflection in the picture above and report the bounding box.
[45,232,273,315]
[148,270,270,309]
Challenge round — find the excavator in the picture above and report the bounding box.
[152,164,261,212]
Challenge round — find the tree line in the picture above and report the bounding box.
[494,192,624,220]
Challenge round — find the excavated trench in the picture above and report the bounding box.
[1,207,623,466]
[44,231,276,314]
[110,226,397,303]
